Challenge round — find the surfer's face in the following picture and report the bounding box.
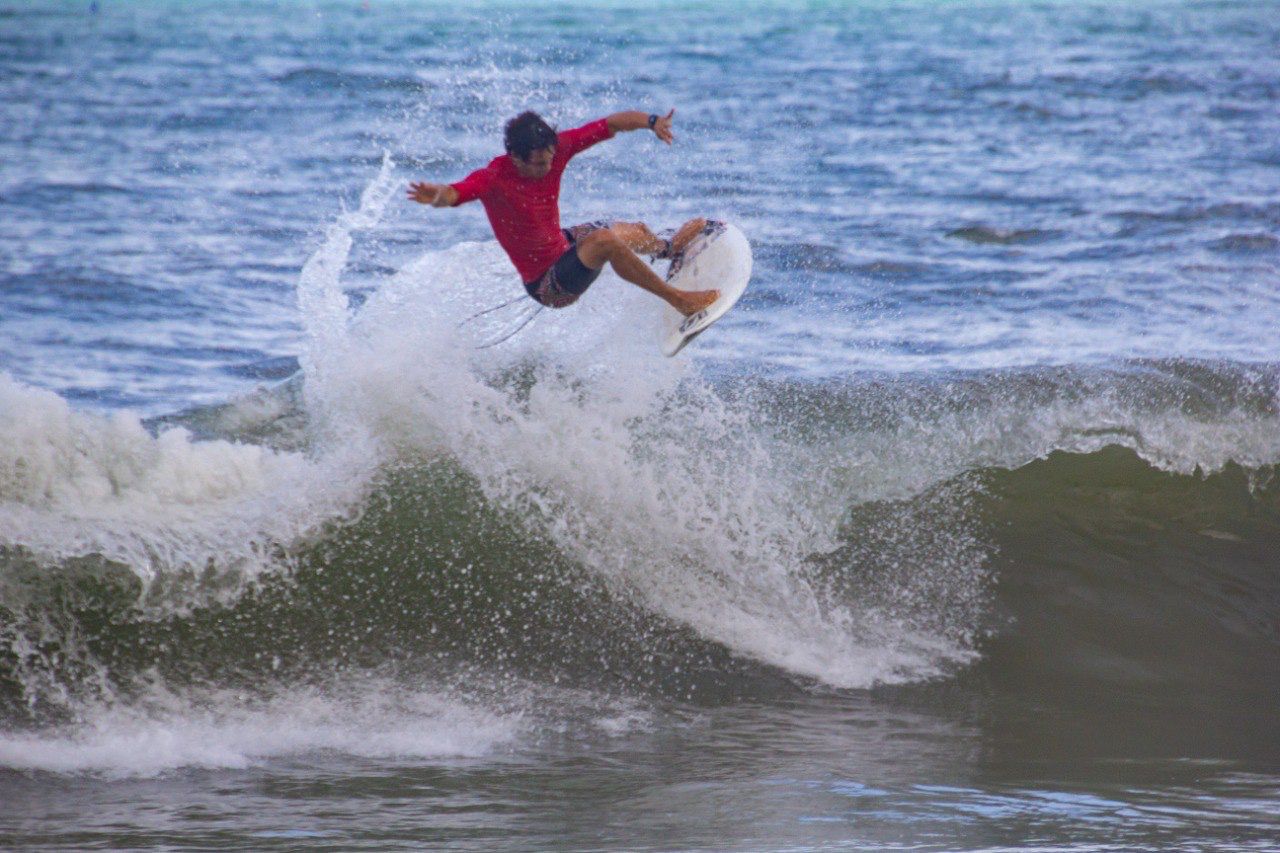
[513,146,555,178]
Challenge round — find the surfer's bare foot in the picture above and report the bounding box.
[669,217,707,257]
[674,288,719,315]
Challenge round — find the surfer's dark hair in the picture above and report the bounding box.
[504,111,558,160]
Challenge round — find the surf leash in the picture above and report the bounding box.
[457,293,528,327]
[474,302,543,349]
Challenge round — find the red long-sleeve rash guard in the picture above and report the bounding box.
[449,118,614,283]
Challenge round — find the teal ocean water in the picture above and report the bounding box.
[2,1,1278,849]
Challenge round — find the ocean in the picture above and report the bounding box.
[2,0,1279,849]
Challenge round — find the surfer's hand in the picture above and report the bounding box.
[408,182,452,207]
[653,109,675,145]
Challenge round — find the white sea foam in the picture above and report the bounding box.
[0,681,518,778]
[810,372,1280,508]
[0,373,375,585]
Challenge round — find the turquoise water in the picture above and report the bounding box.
[2,1,1278,849]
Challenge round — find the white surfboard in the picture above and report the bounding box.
[660,221,752,357]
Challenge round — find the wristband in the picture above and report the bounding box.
[648,113,658,129]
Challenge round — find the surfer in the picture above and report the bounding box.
[407,110,718,314]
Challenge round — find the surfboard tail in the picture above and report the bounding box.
[665,220,728,282]
[659,221,752,357]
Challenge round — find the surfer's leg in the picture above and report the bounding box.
[656,217,708,259]
[605,221,666,256]
[525,245,602,308]
[575,226,718,315]
[607,219,707,259]
[672,217,708,253]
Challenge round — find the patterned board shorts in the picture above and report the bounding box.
[524,220,612,308]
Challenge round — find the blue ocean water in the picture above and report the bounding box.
[2,2,1279,850]
[3,0,1277,411]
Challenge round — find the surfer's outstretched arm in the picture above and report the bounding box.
[407,182,458,207]
[605,109,677,145]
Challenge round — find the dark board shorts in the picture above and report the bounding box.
[523,221,611,308]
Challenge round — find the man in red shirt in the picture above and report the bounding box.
[407,110,718,315]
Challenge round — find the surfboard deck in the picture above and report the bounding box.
[660,221,752,357]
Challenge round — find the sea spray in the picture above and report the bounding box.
[297,152,400,427]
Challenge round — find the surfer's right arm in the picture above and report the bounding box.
[408,167,494,208]
[407,182,458,207]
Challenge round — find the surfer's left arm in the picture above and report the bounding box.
[605,109,676,145]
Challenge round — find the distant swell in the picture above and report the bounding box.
[1210,233,1280,253]
[946,226,1057,245]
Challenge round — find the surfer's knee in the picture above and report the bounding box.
[618,221,651,236]
[573,226,621,269]
[601,222,662,256]
[581,226,624,256]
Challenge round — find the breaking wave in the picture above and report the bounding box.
[3,160,1277,774]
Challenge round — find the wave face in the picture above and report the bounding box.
[980,448,1280,748]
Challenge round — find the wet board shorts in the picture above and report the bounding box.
[524,221,611,308]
